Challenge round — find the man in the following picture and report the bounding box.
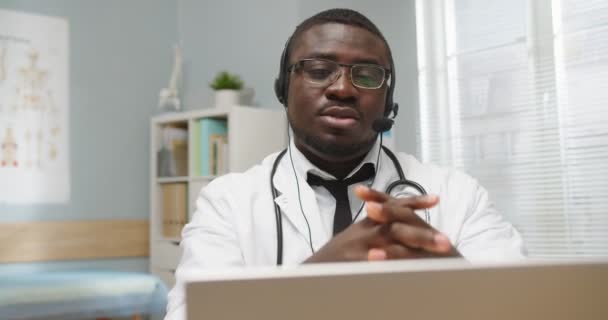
[165,8,524,319]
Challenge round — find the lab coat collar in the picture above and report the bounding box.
[272,137,381,249]
[291,138,380,181]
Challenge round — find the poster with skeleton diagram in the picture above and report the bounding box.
[0,10,69,204]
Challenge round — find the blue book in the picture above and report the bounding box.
[199,118,227,176]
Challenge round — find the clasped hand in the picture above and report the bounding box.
[305,185,460,263]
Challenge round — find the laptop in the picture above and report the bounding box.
[184,258,608,320]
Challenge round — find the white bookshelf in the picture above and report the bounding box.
[149,105,287,288]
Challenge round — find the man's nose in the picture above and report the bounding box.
[325,69,358,100]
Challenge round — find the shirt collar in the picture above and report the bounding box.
[288,137,381,181]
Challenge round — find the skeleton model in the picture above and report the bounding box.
[158,45,182,112]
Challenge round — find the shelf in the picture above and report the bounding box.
[160,236,181,244]
[157,176,217,183]
[157,176,189,183]
[152,107,232,124]
[189,175,217,182]
[150,106,288,288]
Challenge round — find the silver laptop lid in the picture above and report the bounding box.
[185,258,608,320]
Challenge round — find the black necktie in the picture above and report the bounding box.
[307,163,375,235]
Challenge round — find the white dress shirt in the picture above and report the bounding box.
[289,138,379,239]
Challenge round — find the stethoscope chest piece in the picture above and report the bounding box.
[387,182,425,198]
[385,180,432,224]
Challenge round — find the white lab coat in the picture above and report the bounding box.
[165,146,525,320]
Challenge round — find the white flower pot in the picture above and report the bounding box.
[214,89,241,107]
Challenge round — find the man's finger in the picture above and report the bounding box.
[366,195,439,223]
[392,195,440,209]
[388,223,452,253]
[376,244,431,259]
[356,185,438,205]
[354,185,390,203]
[367,248,387,261]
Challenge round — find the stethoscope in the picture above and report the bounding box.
[269,145,429,265]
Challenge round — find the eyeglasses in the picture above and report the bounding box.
[288,58,390,90]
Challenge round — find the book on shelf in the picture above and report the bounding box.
[192,121,202,176]
[199,118,227,176]
[219,138,229,175]
[161,182,187,239]
[158,126,188,177]
[172,139,188,176]
[210,134,229,176]
[188,179,210,219]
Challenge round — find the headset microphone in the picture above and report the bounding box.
[372,118,394,132]
[372,103,399,133]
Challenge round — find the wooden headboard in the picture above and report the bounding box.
[0,219,149,263]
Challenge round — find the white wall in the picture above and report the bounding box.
[177,0,300,110]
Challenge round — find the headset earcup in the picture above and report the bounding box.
[274,77,285,105]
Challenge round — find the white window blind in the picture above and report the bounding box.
[416,0,608,258]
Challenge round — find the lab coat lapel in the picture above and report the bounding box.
[273,162,327,250]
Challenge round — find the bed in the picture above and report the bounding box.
[0,270,168,320]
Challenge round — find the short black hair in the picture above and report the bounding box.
[285,8,392,65]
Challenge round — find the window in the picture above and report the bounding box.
[416,0,608,258]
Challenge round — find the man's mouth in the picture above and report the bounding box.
[319,106,360,128]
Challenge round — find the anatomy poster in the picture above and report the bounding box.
[0,10,69,204]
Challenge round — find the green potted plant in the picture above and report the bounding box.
[210,71,244,107]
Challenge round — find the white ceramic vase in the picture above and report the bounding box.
[214,89,241,107]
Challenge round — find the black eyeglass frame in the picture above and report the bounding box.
[287,58,391,90]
